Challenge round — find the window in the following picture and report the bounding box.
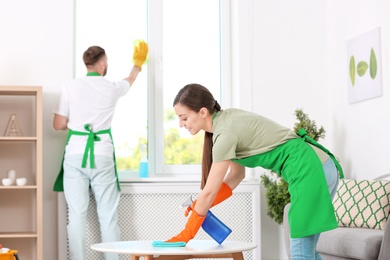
[75,0,230,177]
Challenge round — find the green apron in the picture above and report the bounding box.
[53,124,120,192]
[296,128,344,179]
[232,129,343,238]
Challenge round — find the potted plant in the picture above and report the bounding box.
[260,108,326,224]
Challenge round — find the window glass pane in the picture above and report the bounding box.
[75,0,148,172]
[163,0,221,166]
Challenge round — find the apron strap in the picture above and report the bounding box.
[69,124,111,169]
[54,125,120,192]
[297,128,344,179]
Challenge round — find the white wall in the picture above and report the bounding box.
[252,0,329,132]
[250,1,328,259]
[242,0,390,259]
[1,1,73,260]
[326,0,390,180]
[1,0,389,259]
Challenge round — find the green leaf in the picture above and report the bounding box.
[357,61,368,77]
[349,56,355,86]
[369,47,377,80]
[293,108,326,141]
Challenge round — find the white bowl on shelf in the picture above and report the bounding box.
[2,178,13,186]
[0,248,10,253]
[16,177,27,186]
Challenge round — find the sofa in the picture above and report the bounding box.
[283,174,390,260]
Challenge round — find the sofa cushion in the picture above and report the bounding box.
[333,179,390,229]
[317,227,384,260]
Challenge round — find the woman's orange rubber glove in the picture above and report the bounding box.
[132,40,148,70]
[184,182,232,217]
[167,201,205,243]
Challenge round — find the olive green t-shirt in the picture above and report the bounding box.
[212,108,328,163]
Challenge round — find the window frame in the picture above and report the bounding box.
[147,0,233,177]
[73,0,235,179]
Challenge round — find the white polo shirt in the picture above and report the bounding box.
[55,75,130,158]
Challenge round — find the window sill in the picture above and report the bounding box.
[118,171,260,184]
[118,171,198,183]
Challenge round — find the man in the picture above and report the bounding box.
[53,41,148,260]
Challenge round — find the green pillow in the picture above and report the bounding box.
[333,179,390,230]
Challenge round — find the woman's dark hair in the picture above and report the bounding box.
[83,46,106,66]
[173,83,221,188]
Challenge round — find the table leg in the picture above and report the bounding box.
[130,252,244,260]
[149,256,187,260]
[231,252,244,260]
[130,255,154,260]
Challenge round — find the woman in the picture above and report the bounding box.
[167,83,343,259]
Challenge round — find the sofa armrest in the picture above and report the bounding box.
[374,173,390,181]
[378,214,390,260]
[375,173,390,260]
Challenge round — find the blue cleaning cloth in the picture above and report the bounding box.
[152,241,186,247]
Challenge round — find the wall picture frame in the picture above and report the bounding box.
[347,27,383,104]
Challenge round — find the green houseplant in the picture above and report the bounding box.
[260,108,326,224]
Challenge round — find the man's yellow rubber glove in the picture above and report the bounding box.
[167,201,205,243]
[133,40,148,70]
[184,182,232,217]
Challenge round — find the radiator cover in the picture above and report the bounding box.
[58,181,261,259]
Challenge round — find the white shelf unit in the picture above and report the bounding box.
[0,86,42,260]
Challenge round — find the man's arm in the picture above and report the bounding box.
[53,114,68,131]
[124,65,141,86]
[124,40,148,86]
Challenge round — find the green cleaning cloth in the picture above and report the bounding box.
[152,241,186,247]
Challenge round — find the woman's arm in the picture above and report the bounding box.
[224,161,246,190]
[194,161,246,216]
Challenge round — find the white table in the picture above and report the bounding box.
[91,240,257,260]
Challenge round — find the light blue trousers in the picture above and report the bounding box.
[63,154,120,260]
[290,158,339,260]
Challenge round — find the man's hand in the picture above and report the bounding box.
[133,40,148,70]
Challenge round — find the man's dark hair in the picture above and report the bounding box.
[83,46,106,66]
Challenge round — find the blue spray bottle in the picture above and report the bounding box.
[139,144,148,178]
[181,196,232,244]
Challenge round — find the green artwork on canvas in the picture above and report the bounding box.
[349,47,377,86]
